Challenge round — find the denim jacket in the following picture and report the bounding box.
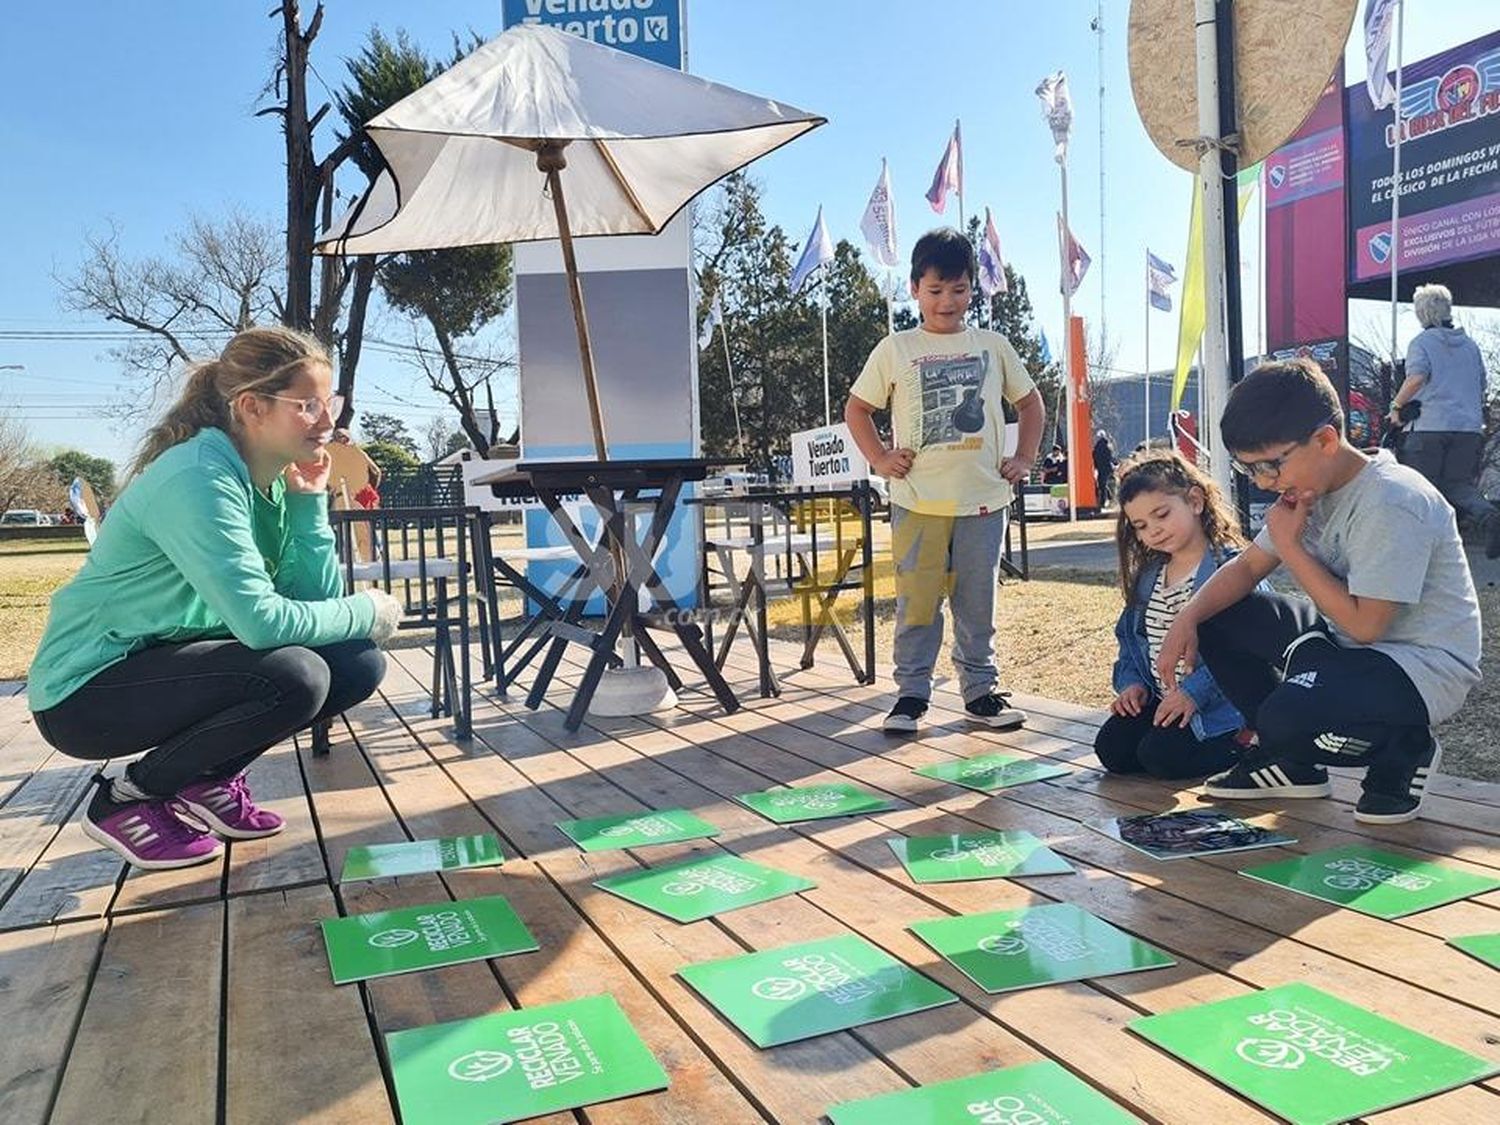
[1111,548,1251,741]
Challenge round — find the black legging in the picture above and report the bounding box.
[1094,699,1239,780]
[34,639,385,797]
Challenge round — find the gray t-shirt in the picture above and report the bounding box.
[1405,325,1487,433]
[1254,450,1481,723]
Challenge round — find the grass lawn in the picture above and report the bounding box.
[0,538,89,681]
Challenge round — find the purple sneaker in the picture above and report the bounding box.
[82,787,221,870]
[173,773,285,840]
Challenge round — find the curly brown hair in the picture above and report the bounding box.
[1115,449,1245,605]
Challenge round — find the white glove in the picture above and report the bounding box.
[363,588,403,645]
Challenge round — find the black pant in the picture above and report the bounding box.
[35,639,386,798]
[1094,700,1240,780]
[1196,589,1430,791]
[1399,430,1497,530]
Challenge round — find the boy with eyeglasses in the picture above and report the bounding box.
[1155,358,1480,823]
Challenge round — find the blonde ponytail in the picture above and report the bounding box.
[127,325,332,480]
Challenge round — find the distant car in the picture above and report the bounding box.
[0,509,43,526]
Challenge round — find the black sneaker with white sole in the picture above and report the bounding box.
[883,696,929,733]
[1355,734,1442,825]
[1201,755,1333,800]
[964,691,1026,730]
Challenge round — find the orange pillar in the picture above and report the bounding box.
[1068,315,1097,511]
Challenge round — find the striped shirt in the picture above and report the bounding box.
[1145,567,1196,696]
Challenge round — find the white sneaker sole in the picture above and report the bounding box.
[883,716,921,734]
[965,710,1026,730]
[1202,779,1333,800]
[174,799,286,840]
[81,816,222,870]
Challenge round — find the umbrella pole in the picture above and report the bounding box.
[540,153,608,461]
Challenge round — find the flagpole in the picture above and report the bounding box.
[1389,0,1405,369]
[820,263,832,426]
[1193,0,1233,498]
[955,119,965,234]
[885,271,895,335]
[718,319,745,453]
[1059,163,1078,523]
[1144,252,1151,446]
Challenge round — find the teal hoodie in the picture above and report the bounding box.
[28,427,375,712]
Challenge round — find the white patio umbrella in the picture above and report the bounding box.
[316,23,825,460]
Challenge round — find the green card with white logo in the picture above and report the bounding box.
[594,854,814,923]
[889,831,1074,884]
[914,753,1071,792]
[338,835,505,882]
[321,894,538,985]
[1129,982,1498,1124]
[385,993,668,1125]
[556,808,719,852]
[1240,845,1500,919]
[1448,932,1500,970]
[827,1060,1143,1124]
[736,782,893,823]
[677,933,957,1048]
[908,902,1174,994]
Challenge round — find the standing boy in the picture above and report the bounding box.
[845,228,1045,733]
[1157,358,1480,824]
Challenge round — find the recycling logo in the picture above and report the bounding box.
[1236,1037,1306,1070]
[447,1049,513,1083]
[367,927,421,949]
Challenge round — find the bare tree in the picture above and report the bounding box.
[59,212,282,414]
[0,412,67,514]
[396,323,514,454]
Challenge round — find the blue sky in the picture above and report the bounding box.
[2,1,1496,468]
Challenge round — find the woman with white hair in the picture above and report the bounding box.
[1388,283,1500,558]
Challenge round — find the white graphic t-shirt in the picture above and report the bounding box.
[849,326,1037,516]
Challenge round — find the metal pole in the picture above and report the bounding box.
[820,264,831,426]
[1145,251,1152,446]
[1389,0,1406,367]
[1194,0,1232,498]
[1096,1,1107,341]
[1059,163,1078,523]
[719,320,745,453]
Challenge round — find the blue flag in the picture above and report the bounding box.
[1039,327,1053,365]
[1147,250,1178,313]
[790,206,834,293]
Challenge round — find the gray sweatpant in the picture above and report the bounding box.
[890,504,1007,703]
[1399,430,1498,530]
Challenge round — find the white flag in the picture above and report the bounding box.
[790,206,835,293]
[1035,71,1074,163]
[924,121,963,214]
[1059,215,1091,296]
[698,292,723,350]
[979,208,1008,297]
[860,159,899,268]
[1364,0,1401,109]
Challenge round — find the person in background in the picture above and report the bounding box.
[1390,283,1500,558]
[1093,428,1118,509]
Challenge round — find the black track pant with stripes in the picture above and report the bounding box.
[1195,589,1432,796]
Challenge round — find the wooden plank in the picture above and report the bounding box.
[0,756,96,910]
[0,818,122,931]
[0,918,107,1124]
[49,903,222,1124]
[225,741,327,896]
[0,715,52,799]
[225,884,393,1125]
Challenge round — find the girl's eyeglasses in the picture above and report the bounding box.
[264,393,345,422]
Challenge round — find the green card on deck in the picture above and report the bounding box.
[338,834,505,882]
[736,782,893,823]
[1240,845,1500,919]
[1130,982,1498,1124]
[678,933,956,1047]
[827,1060,1142,1124]
[909,903,1173,993]
[594,853,814,923]
[889,831,1073,883]
[555,808,719,852]
[914,753,1071,791]
[1448,932,1500,970]
[386,994,668,1125]
[321,894,537,985]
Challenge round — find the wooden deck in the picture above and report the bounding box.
[2,634,1499,1125]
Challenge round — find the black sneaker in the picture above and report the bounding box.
[1355,734,1442,825]
[964,691,1027,730]
[883,696,928,733]
[1201,755,1333,800]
